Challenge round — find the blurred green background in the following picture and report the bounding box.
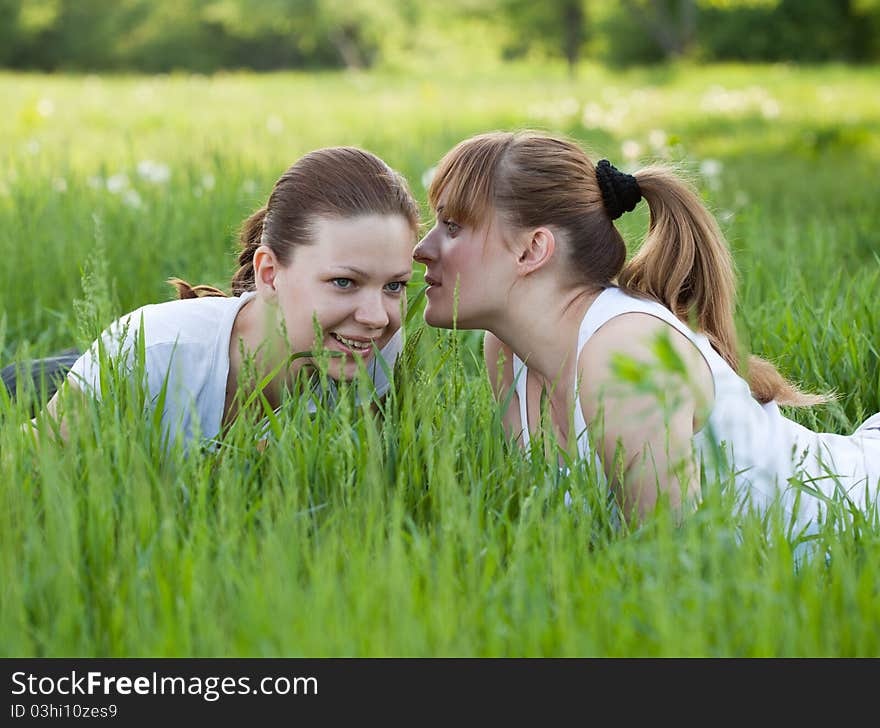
[3,1,880,658]
[2,0,879,414]
[2,0,879,74]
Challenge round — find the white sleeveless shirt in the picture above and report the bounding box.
[511,286,880,530]
[68,292,401,451]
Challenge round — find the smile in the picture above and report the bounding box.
[330,332,374,352]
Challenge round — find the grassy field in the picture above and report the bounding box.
[1,62,879,656]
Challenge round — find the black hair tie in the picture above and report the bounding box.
[595,159,642,220]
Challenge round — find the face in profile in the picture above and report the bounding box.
[274,214,414,381]
[413,201,509,330]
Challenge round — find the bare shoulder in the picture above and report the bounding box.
[483,331,515,399]
[578,312,713,409]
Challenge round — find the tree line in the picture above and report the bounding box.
[1,0,878,73]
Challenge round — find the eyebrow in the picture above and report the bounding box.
[436,205,445,214]
[333,266,412,279]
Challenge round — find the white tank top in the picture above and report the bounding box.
[511,286,880,529]
[68,292,402,451]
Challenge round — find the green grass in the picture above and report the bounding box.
[1,62,879,656]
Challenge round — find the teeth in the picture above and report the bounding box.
[333,333,370,350]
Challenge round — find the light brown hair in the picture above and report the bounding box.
[428,130,826,407]
[170,146,420,299]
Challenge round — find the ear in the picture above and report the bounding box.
[516,227,556,277]
[253,245,280,297]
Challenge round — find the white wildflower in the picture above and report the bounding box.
[699,159,723,178]
[621,140,643,162]
[52,177,68,193]
[648,129,668,151]
[106,174,130,194]
[421,166,436,190]
[266,115,284,135]
[596,105,626,129]
[123,189,143,208]
[581,103,605,128]
[760,99,780,119]
[37,98,55,117]
[137,160,170,185]
[528,98,580,127]
[559,97,579,118]
[817,86,835,105]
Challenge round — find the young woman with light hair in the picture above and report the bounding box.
[17,146,420,450]
[414,130,880,530]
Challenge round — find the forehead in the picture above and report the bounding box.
[428,146,499,226]
[297,214,414,273]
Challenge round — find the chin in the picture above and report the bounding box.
[425,305,481,330]
[423,304,455,329]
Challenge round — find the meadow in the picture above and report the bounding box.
[1,62,879,656]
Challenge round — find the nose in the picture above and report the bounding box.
[354,291,390,329]
[412,228,437,264]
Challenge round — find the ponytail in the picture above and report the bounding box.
[619,166,828,407]
[231,206,266,295]
[746,356,829,407]
[430,131,825,407]
[167,277,227,300]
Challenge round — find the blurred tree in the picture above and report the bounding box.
[697,0,879,62]
[0,0,412,71]
[0,0,876,70]
[0,0,22,66]
[499,0,589,75]
[619,0,699,58]
[594,0,879,65]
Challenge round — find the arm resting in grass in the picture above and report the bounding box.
[24,379,82,444]
[577,313,713,525]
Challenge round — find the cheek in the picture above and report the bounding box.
[449,240,480,274]
[285,297,344,341]
[312,291,352,320]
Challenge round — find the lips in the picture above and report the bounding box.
[329,332,377,358]
[424,275,441,287]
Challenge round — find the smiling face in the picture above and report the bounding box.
[272,213,414,381]
[412,202,511,330]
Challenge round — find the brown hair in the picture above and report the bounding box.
[170,146,420,299]
[428,130,826,407]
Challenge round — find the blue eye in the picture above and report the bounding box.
[444,220,460,235]
[384,281,405,293]
[332,278,353,289]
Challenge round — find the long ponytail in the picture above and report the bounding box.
[619,166,828,406]
[619,167,738,370]
[429,131,828,407]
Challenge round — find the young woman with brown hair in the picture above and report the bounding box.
[413,130,880,530]
[27,146,420,450]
